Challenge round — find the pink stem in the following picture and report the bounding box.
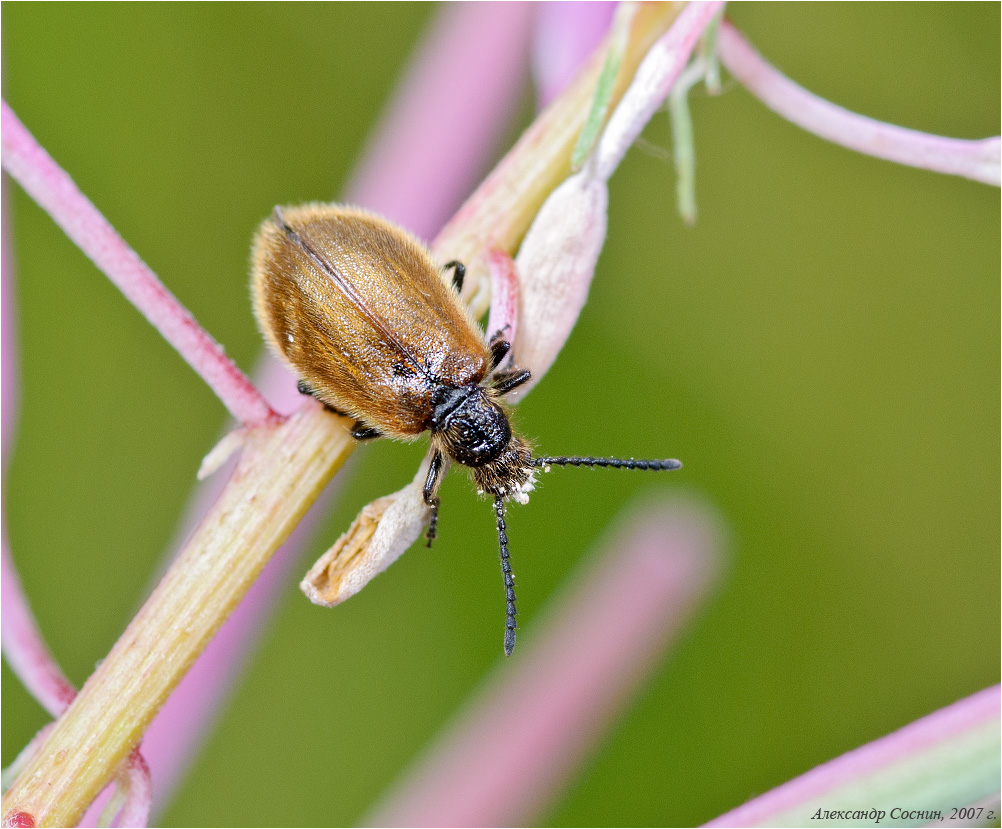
[0,101,277,426]
[531,2,616,107]
[717,20,1002,187]
[485,248,519,352]
[705,684,1001,827]
[344,2,534,239]
[112,751,152,829]
[2,177,17,462]
[2,541,152,827]
[0,540,76,718]
[0,104,182,829]
[365,498,723,828]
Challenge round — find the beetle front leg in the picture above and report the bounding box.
[350,421,383,441]
[423,450,446,548]
[443,260,465,293]
[492,367,531,396]
[486,327,531,395]
[488,332,512,371]
[298,379,353,418]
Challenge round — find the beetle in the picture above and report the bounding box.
[251,203,681,655]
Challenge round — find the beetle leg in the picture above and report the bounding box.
[297,378,353,417]
[443,260,465,293]
[423,450,445,548]
[488,337,511,371]
[492,368,532,396]
[488,326,511,345]
[487,329,530,393]
[350,421,383,441]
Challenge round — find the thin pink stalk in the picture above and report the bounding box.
[1,543,152,827]
[531,2,616,108]
[2,156,183,826]
[366,497,723,828]
[111,752,152,829]
[485,248,519,351]
[133,5,537,817]
[84,748,152,829]
[1,268,74,711]
[705,685,1001,827]
[0,541,76,718]
[0,101,277,425]
[716,20,1002,187]
[2,178,17,461]
[595,0,726,181]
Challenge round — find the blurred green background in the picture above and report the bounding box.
[3,3,998,826]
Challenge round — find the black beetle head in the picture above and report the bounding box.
[434,387,512,468]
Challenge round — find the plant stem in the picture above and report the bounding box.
[0,545,76,717]
[705,684,1001,827]
[1,404,351,826]
[0,102,278,427]
[716,20,1002,187]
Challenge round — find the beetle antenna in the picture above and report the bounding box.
[493,496,517,657]
[534,456,683,471]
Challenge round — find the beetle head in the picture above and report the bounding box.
[434,386,512,468]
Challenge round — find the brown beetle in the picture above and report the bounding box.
[252,203,681,655]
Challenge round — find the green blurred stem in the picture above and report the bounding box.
[571,2,638,171]
[669,58,706,226]
[699,5,724,95]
